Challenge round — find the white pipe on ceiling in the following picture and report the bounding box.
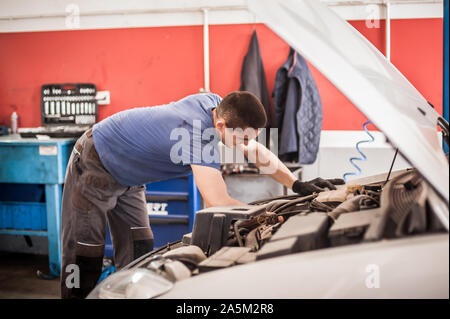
[202,8,210,93]
[386,0,391,61]
[0,2,443,33]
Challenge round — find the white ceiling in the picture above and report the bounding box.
[0,0,443,33]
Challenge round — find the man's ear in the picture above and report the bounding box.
[215,118,226,130]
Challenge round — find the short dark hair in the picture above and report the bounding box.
[215,91,267,129]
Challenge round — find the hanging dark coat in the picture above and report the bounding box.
[273,48,323,164]
[239,30,272,128]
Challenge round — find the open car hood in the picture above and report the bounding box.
[248,0,449,206]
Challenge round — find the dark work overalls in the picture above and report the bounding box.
[60,129,154,299]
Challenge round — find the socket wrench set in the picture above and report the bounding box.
[20,83,98,138]
[41,83,97,126]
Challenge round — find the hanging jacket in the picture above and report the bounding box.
[239,30,272,127]
[273,48,323,164]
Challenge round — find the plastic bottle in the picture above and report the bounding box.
[11,112,18,134]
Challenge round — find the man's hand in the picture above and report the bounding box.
[292,177,345,196]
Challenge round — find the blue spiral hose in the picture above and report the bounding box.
[343,121,375,182]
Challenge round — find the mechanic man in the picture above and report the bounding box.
[60,91,343,298]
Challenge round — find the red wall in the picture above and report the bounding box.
[0,19,443,130]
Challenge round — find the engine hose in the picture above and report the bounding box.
[328,195,378,221]
[271,194,318,214]
[278,209,309,218]
[248,194,305,205]
[343,121,375,182]
[264,199,293,212]
[233,220,246,247]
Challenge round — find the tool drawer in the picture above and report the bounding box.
[104,173,201,257]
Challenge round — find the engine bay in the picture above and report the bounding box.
[114,169,447,287]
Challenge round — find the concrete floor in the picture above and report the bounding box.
[0,252,60,299]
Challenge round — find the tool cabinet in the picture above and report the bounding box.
[0,135,76,276]
[104,173,201,256]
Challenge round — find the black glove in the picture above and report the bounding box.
[308,177,345,190]
[292,177,345,196]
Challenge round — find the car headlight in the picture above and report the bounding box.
[87,268,173,299]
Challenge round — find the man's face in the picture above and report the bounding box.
[215,120,258,148]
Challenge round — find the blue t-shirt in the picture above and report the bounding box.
[92,93,222,186]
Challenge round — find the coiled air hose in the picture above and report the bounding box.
[343,121,375,182]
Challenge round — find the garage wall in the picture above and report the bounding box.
[0,18,443,130]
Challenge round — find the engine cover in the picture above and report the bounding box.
[191,205,266,255]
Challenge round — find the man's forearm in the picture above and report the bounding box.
[258,151,297,189]
[266,158,297,189]
[241,141,297,189]
[205,195,245,207]
[191,164,246,208]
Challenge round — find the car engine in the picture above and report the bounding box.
[109,169,447,290]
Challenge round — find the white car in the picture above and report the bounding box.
[88,0,449,299]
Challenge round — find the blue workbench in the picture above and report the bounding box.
[0,134,76,276]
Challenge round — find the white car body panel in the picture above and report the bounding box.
[160,234,449,299]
